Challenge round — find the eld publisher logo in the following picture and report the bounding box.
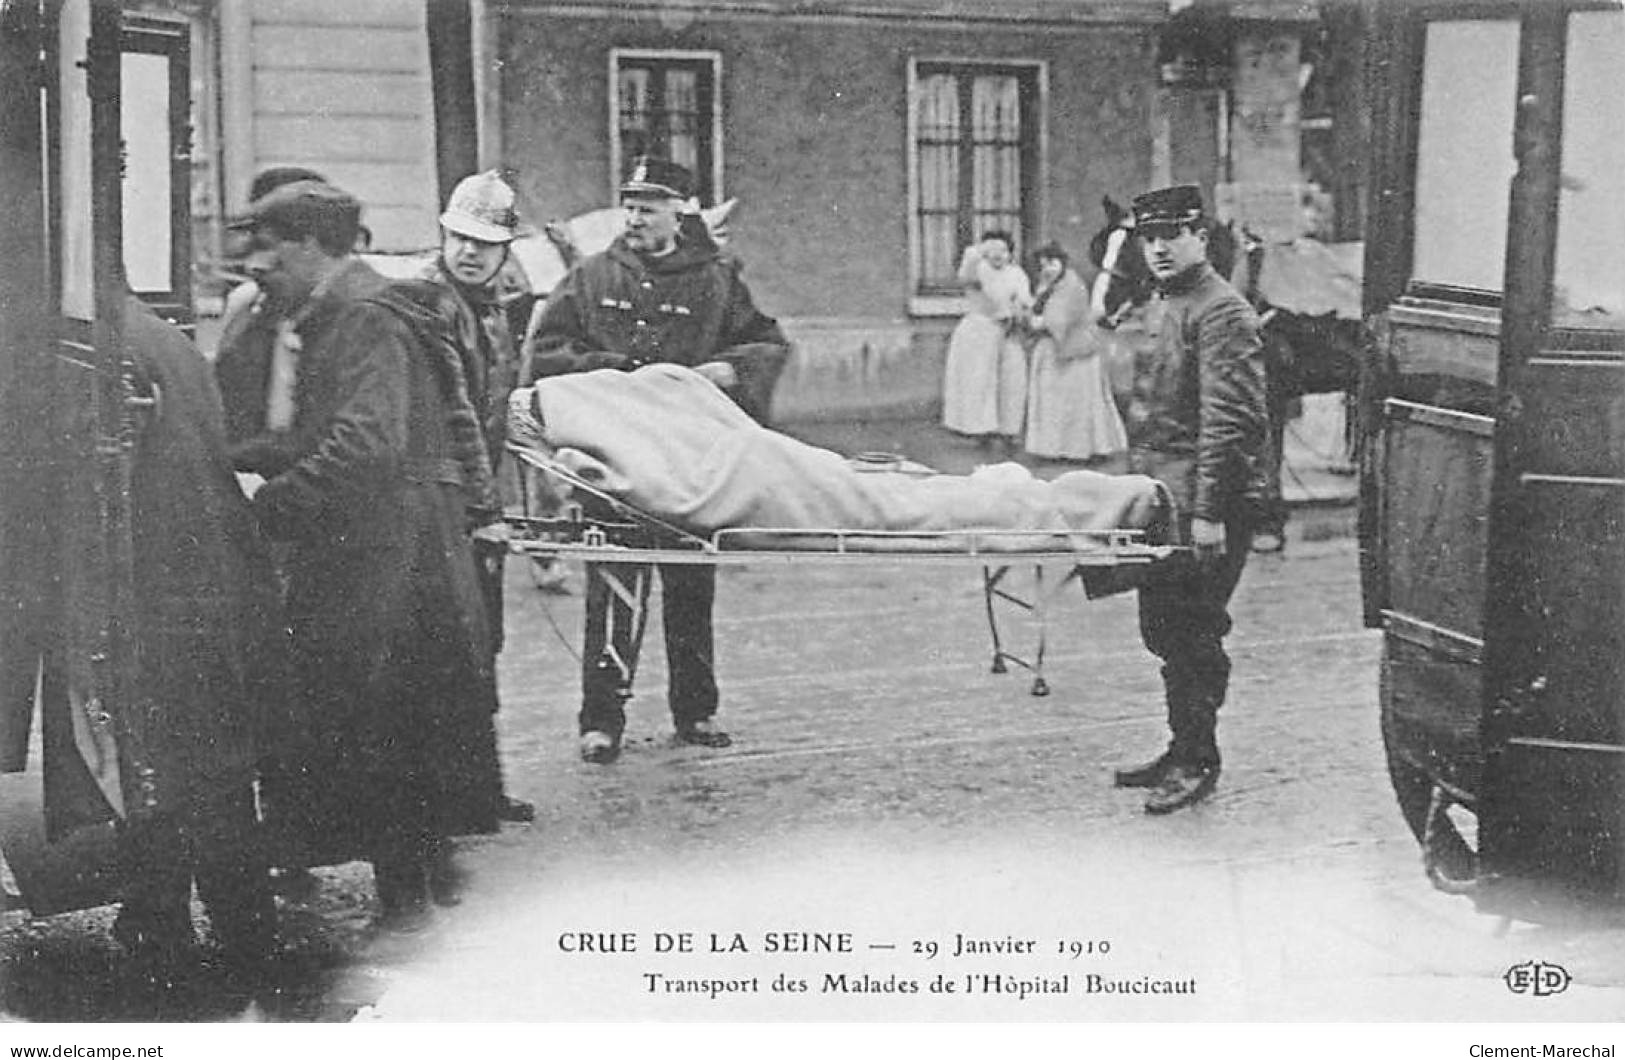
[1505,960,1572,996]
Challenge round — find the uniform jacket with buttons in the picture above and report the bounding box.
[1126,262,1269,525]
[525,223,789,424]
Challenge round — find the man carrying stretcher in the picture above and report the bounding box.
[524,157,789,764]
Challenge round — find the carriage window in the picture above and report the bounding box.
[612,51,719,207]
[121,52,173,295]
[1412,19,1519,297]
[910,61,1038,300]
[1553,9,1625,331]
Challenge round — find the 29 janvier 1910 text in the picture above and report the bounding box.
[555,931,1112,959]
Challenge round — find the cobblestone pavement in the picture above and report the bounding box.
[4,418,1622,1025]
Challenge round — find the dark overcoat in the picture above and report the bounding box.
[253,261,499,863]
[121,301,291,816]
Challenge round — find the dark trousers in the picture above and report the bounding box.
[117,784,277,961]
[1137,520,1253,768]
[580,562,718,737]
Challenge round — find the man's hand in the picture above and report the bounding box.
[1190,516,1226,561]
[693,361,738,388]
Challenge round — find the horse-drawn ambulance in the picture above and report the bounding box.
[1359,0,1624,917]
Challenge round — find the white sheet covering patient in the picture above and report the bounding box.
[507,364,1168,546]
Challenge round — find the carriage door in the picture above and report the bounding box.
[0,0,187,915]
[120,15,192,331]
[1477,5,1625,902]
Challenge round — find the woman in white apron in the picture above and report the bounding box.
[940,231,1031,455]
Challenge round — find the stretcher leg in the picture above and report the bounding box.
[1030,564,1049,697]
[981,564,1052,696]
[983,566,1010,674]
[588,563,654,703]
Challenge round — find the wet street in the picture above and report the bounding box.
[4,419,1624,1024]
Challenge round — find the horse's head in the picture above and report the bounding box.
[1087,196,1153,330]
[1085,195,1249,329]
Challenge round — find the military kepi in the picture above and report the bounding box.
[620,156,695,201]
[1131,183,1205,229]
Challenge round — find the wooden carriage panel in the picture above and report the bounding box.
[1387,305,1499,395]
[1380,634,1482,801]
[1519,353,1625,480]
[1380,398,1495,640]
[1485,741,1625,904]
[1507,478,1625,747]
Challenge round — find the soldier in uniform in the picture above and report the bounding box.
[1110,185,1269,815]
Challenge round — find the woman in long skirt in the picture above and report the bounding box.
[1023,241,1127,462]
[941,231,1031,455]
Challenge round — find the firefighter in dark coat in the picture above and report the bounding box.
[230,181,500,928]
[1111,185,1270,815]
[115,298,286,972]
[525,157,789,763]
[423,170,539,825]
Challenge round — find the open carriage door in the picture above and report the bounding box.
[0,0,150,916]
[1363,1,1624,912]
[1477,4,1625,910]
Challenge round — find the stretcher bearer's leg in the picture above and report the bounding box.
[661,564,729,747]
[579,561,653,762]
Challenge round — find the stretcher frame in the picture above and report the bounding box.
[507,445,1175,697]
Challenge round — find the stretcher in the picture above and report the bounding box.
[507,445,1177,697]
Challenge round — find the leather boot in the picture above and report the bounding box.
[1144,762,1221,815]
[1113,748,1174,788]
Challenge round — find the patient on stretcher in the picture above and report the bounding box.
[507,364,1169,551]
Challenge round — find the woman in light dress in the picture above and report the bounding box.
[1022,241,1127,462]
[940,230,1032,455]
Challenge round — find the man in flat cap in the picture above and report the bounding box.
[214,166,330,465]
[214,166,380,471]
[526,156,789,764]
[229,180,502,927]
[1111,184,1269,814]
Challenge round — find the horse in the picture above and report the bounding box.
[1085,196,1366,548]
